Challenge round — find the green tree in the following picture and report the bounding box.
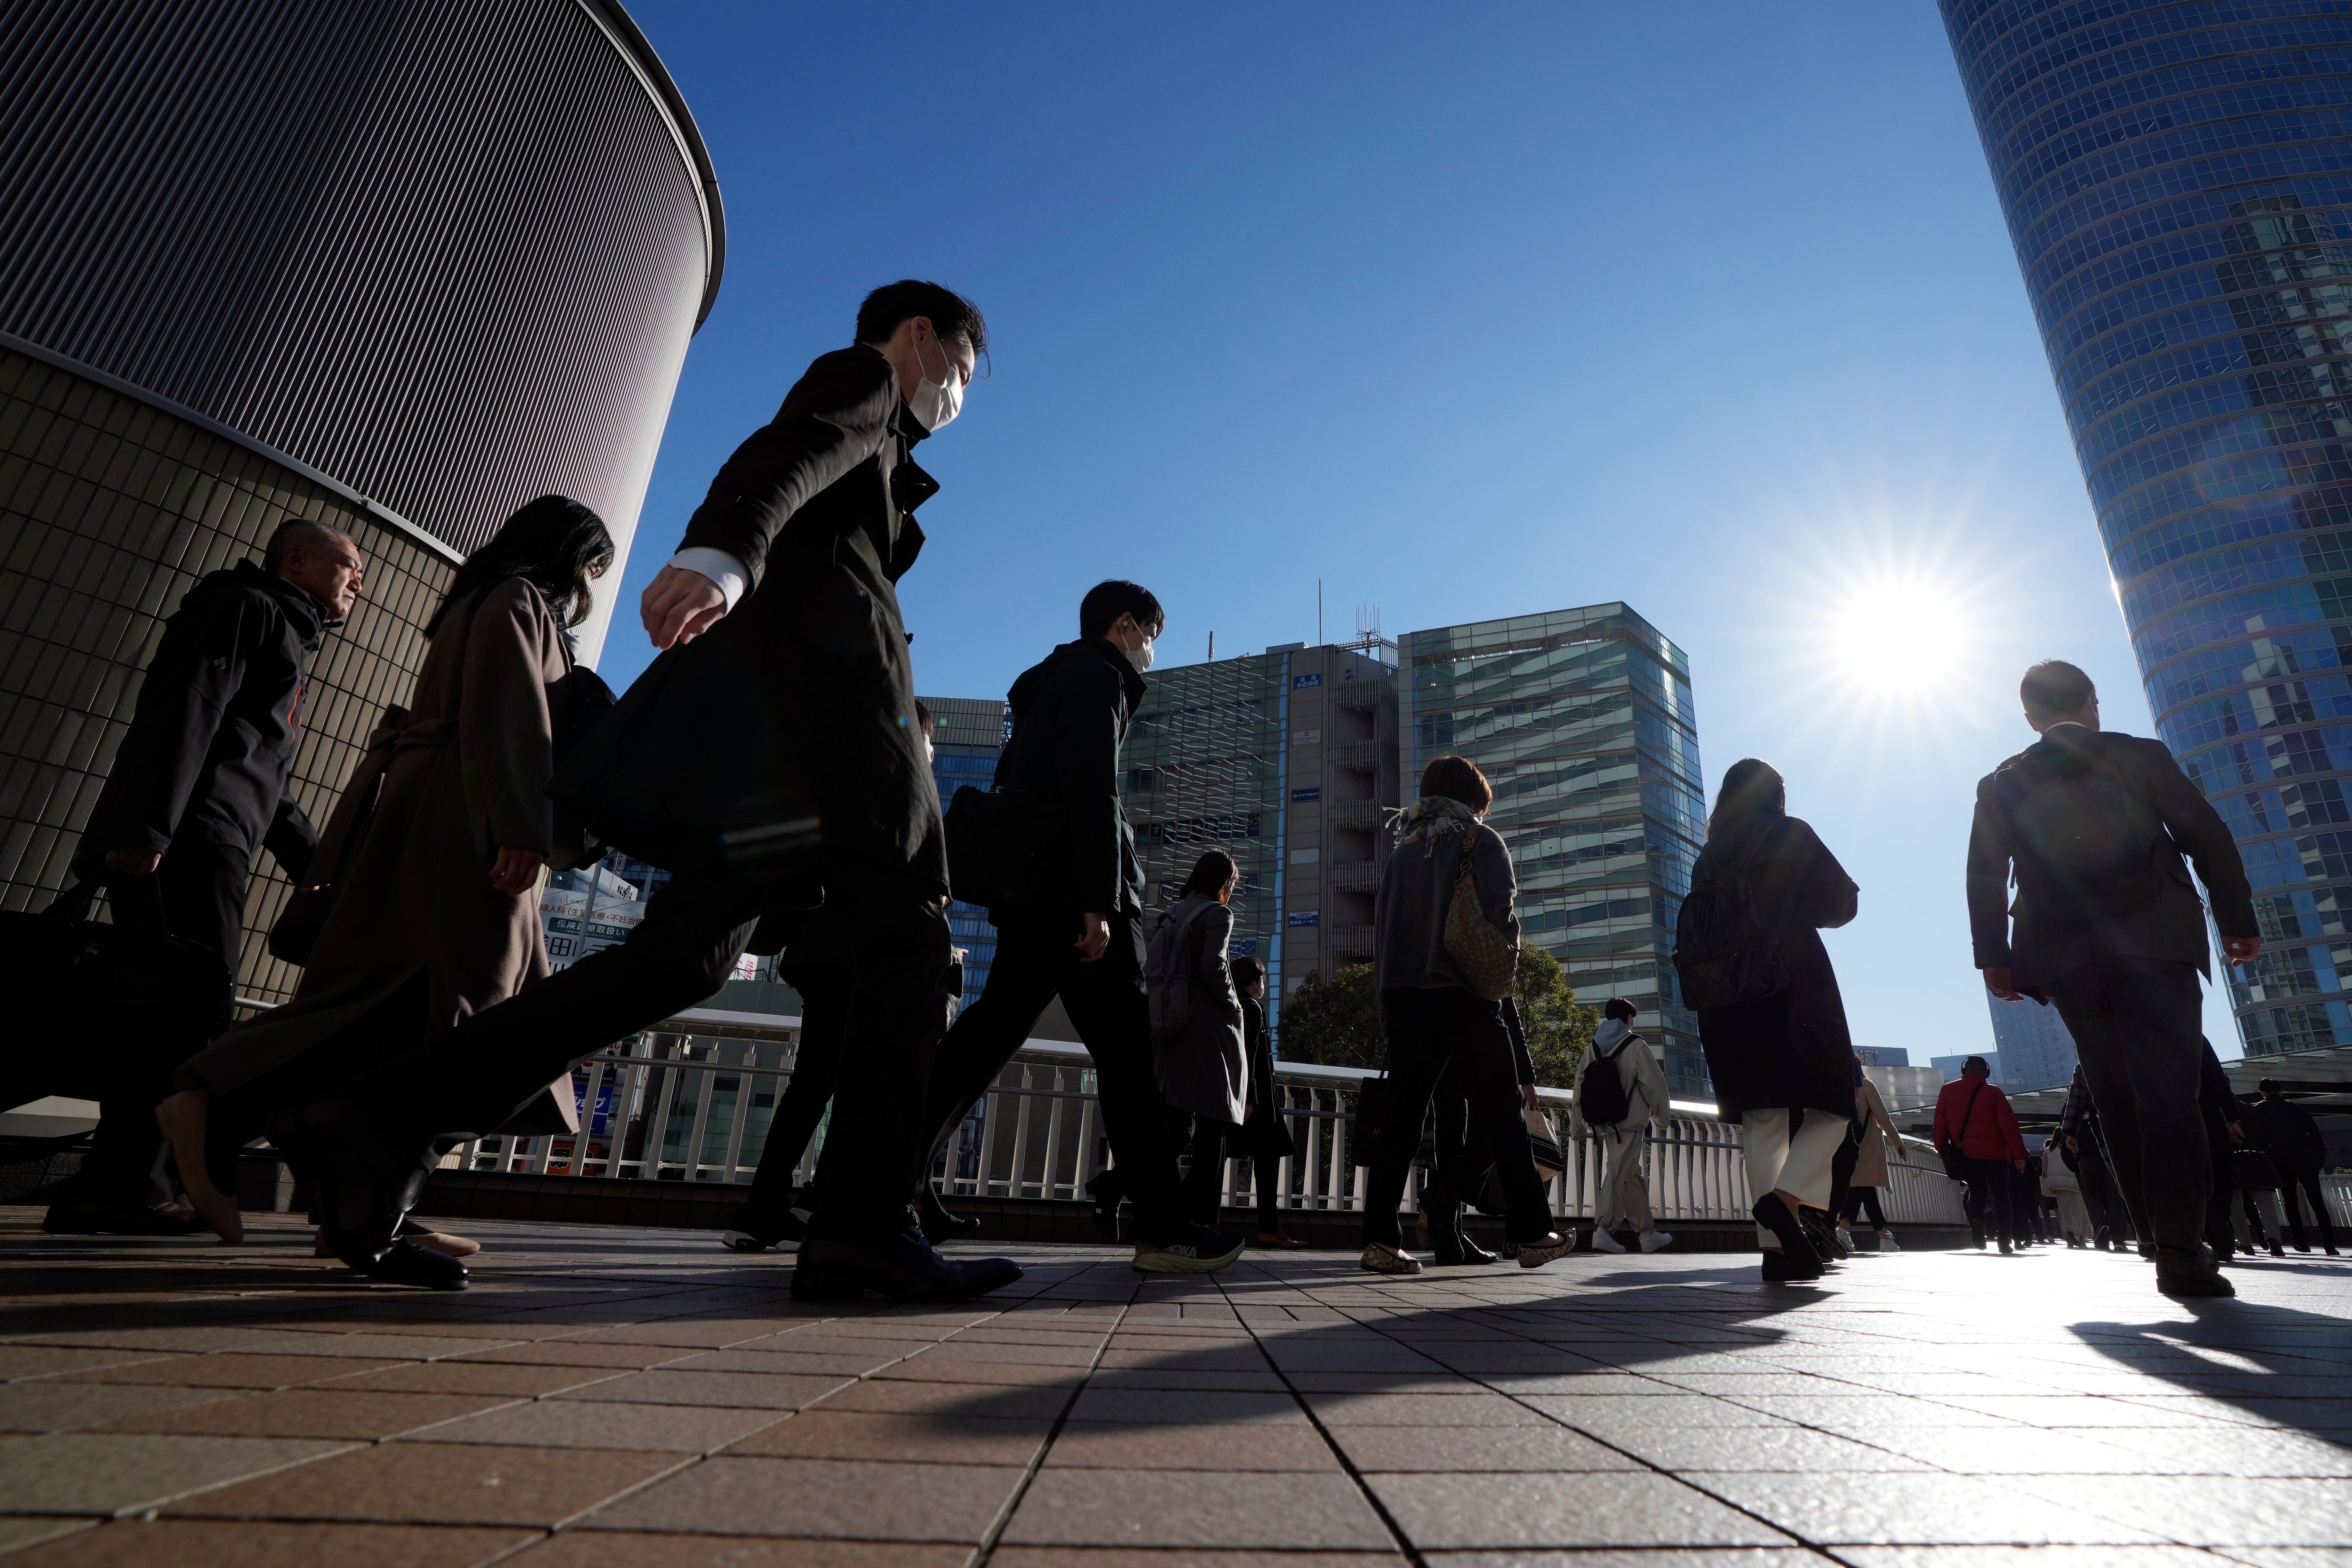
[1516,944,1598,1089]
[1276,962,1382,1070]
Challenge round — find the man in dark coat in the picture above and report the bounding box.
[44,520,361,1235]
[913,581,1245,1274]
[278,282,1021,1298]
[1969,659,2259,1298]
[2248,1077,2336,1254]
[2060,1063,2129,1249]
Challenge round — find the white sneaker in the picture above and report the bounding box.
[1588,1226,1627,1253]
[1835,1226,1855,1254]
[1876,1231,1900,1253]
[1637,1228,1672,1253]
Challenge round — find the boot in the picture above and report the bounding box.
[2154,1244,2235,1298]
[1752,1195,1823,1280]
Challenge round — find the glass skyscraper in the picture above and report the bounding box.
[1944,1,2352,1057]
[920,695,1009,999]
[1399,605,1707,1094]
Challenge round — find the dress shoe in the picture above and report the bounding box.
[339,1237,468,1289]
[41,1196,209,1236]
[1753,1195,1824,1276]
[1761,1246,1823,1281]
[2154,1244,2235,1298]
[791,1227,1021,1302]
[2268,1241,2286,1259]
[915,1185,979,1242]
[1422,1199,1494,1265]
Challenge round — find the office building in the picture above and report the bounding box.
[1856,1047,1910,1068]
[920,695,1010,998]
[0,0,721,1005]
[1399,605,1708,1095]
[1942,3,2352,1057]
[1866,1065,1947,1122]
[1985,993,2080,1094]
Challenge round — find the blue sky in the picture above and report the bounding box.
[606,1,2243,1063]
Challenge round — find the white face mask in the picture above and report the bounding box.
[908,331,964,433]
[1119,616,1155,674]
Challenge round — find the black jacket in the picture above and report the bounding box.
[1241,991,1295,1160]
[993,638,1147,921]
[1692,816,1859,1120]
[77,561,323,879]
[2248,1093,2327,1174]
[554,346,945,893]
[1967,726,2254,988]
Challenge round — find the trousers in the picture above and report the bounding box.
[1743,1108,1844,1247]
[1364,987,1554,1248]
[917,914,1184,1239]
[1840,1186,1887,1228]
[1965,1156,2020,1242]
[357,860,949,1241]
[2045,956,2210,1252]
[2278,1167,2338,1251]
[1591,1123,1653,1232]
[80,842,245,1203]
[741,998,842,1223]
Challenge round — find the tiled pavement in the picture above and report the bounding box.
[1,1210,2348,1567]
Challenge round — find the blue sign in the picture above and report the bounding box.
[1287,911,1320,928]
[1228,938,1258,956]
[1292,786,1320,801]
[1292,673,1323,689]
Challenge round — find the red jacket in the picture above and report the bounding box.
[1933,1074,2025,1162]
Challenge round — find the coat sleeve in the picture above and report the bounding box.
[1472,823,1522,944]
[1991,1089,2026,1163]
[1634,1037,1671,1127]
[1861,1079,1903,1160]
[1931,1083,1952,1151]
[1966,778,2015,968]
[457,583,558,858]
[675,350,899,599]
[1501,997,1535,1086]
[1195,905,1239,993]
[1795,822,1858,930]
[84,588,254,859]
[1049,662,1127,915]
[2135,738,2256,939]
[262,793,318,882]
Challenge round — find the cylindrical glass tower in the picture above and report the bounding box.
[1944,0,2352,1057]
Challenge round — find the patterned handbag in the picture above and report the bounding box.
[1442,816,1519,1000]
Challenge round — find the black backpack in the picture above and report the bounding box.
[1672,833,1791,1011]
[1578,1034,1634,1126]
[1994,741,2167,926]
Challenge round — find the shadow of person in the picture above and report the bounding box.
[2070,1298,2352,1446]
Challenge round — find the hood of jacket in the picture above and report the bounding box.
[209,559,332,645]
[1008,637,1147,716]
[1593,1018,1634,1055]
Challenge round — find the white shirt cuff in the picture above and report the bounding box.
[666,547,747,611]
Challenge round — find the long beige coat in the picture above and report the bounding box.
[1851,1076,1909,1188]
[189,579,568,1094]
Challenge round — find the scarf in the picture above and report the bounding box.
[1393,794,1479,849]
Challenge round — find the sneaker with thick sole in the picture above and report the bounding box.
[1358,1242,1423,1275]
[1875,1231,1900,1253]
[1637,1228,1673,1253]
[1517,1231,1571,1269]
[1133,1224,1247,1274]
[1587,1226,1627,1254]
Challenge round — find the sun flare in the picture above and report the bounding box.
[1824,573,1978,702]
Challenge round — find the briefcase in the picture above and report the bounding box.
[943,785,1051,913]
[0,882,229,1104]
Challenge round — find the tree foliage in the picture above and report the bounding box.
[1271,947,1599,1087]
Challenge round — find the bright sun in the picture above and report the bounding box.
[1826,575,1976,701]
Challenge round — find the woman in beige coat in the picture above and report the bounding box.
[159,497,612,1244]
[1835,1062,1912,1253]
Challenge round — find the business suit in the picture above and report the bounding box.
[1966,723,2256,1254]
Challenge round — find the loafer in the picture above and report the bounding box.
[1358,1242,1422,1275]
[342,1237,469,1291]
[791,1228,1022,1302]
[1517,1231,1571,1269]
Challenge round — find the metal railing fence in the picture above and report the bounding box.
[452,1010,1973,1227]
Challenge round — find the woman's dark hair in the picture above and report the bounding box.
[428,495,613,635]
[1180,849,1239,899]
[856,279,988,358]
[1419,754,1494,814]
[1231,955,1266,987]
[1080,580,1163,639]
[1705,757,1786,845]
[1603,997,1637,1021]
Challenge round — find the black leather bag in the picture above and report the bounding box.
[0,881,229,1102]
[2230,1146,2281,1190]
[1938,1080,1987,1182]
[546,664,618,873]
[943,785,1051,913]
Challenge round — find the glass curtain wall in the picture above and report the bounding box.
[1942,0,2352,1055]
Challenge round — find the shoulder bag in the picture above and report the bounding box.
[1443,818,1519,1000]
[1938,1079,1986,1182]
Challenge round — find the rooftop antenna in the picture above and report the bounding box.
[1317,580,1324,646]
[1207,630,1215,661]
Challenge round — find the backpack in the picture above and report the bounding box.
[1145,900,1211,1045]
[1994,741,2167,925]
[1671,832,1791,1010]
[1578,1033,1634,1126]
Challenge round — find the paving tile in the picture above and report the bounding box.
[1601,1425,1935,1473]
[446,1343,699,1370]
[1063,1388,1306,1425]
[0,1433,351,1516]
[1521,1394,1798,1433]
[0,1518,539,1567]
[1426,1554,1815,1568]
[1000,1469,1393,1549]
[873,1358,1086,1388]
[506,1532,971,1567]
[728,1410,1050,1465]
[582,1456,1022,1542]
[0,1519,93,1555]
[1334,1423,1638,1472]
[1044,1420,1342,1470]
[419,1398,784,1453]
[1729,1395,2030,1429]
[1829,1551,2243,1568]
[0,1348,182,1382]
[1367,1472,1792,1549]
[654,1348,912,1378]
[2012,1475,2352,1547]
[809,1378,1073,1420]
[1085,1367,1290,1392]
[1694,1472,2166,1545]
[166,1442,684,1527]
[0,1383,235,1433]
[318,1362,628,1398]
[2090,1425,2352,1477]
[546,1369,848,1412]
[98,1389,514,1441]
[1866,1427,2191,1475]
[1303,1393,1551,1426]
[59,1355,409,1389]
[993,1553,1401,1568]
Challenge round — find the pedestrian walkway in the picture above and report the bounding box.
[1,1209,2347,1564]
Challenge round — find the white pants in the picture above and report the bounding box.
[1743,1108,1845,1248]
[1593,1125,1652,1232]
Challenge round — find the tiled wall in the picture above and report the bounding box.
[0,346,455,1003]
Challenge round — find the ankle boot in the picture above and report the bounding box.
[1752,1195,1822,1279]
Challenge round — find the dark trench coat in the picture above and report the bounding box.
[1693,816,1860,1121]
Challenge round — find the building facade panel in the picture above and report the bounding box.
[1943,0,2352,1056]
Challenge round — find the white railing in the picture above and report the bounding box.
[453,1009,1971,1226]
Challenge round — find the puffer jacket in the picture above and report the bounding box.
[1933,1072,2025,1163]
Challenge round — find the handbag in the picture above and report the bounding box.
[1938,1079,1986,1182]
[546,662,617,873]
[269,703,409,965]
[943,784,1052,912]
[2229,1146,2281,1191]
[1442,817,1519,1000]
[0,881,229,1102]
[1525,1106,1565,1181]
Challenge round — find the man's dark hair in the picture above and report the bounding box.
[264,519,353,574]
[1080,580,1163,639]
[2259,1077,2282,1095]
[1420,754,1495,814]
[1962,1055,1991,1076]
[1231,954,1267,988]
[2020,659,2096,722]
[856,280,987,357]
[1604,997,1637,1021]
